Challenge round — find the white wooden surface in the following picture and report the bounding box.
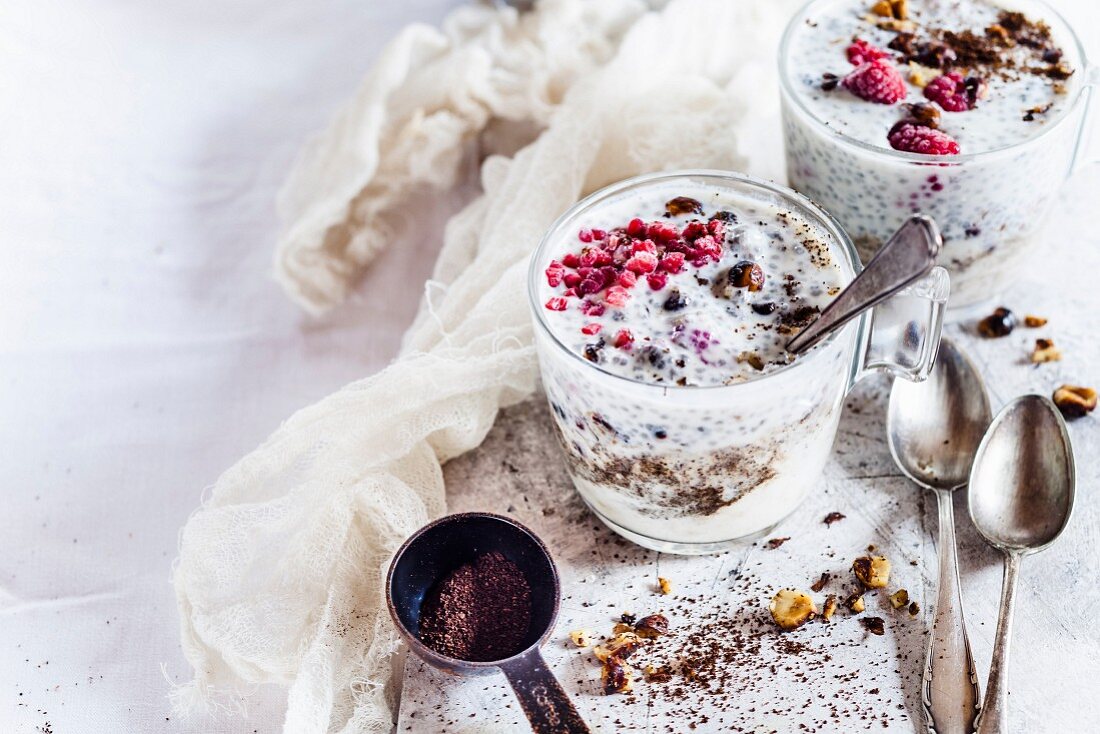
[398,167,1100,731]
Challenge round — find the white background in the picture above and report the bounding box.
[2,1,1097,733]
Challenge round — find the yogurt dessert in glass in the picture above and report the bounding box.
[780,0,1095,311]
[528,171,948,554]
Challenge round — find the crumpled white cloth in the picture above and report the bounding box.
[173,0,799,731]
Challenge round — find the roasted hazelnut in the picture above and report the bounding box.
[870,0,892,16]
[889,589,910,609]
[594,632,641,662]
[657,576,672,595]
[822,594,838,622]
[620,612,637,626]
[905,102,941,128]
[986,23,1012,43]
[634,614,670,639]
[644,664,672,683]
[601,656,634,694]
[1031,338,1062,363]
[1053,385,1097,419]
[665,196,704,217]
[737,351,765,371]
[729,260,765,291]
[964,76,989,105]
[1024,315,1048,327]
[569,629,595,647]
[769,589,818,631]
[861,616,886,636]
[977,307,1016,337]
[853,555,891,589]
[612,622,634,635]
[908,601,921,616]
[811,573,830,593]
[846,593,866,614]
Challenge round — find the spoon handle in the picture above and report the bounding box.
[500,649,591,733]
[923,488,981,734]
[976,553,1022,734]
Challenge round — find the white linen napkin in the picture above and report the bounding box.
[173,0,799,730]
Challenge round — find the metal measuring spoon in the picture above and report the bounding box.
[888,337,989,733]
[788,215,941,354]
[969,396,1075,734]
[387,512,590,734]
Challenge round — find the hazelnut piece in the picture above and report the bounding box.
[729,260,765,291]
[1024,315,1048,327]
[1031,338,1062,363]
[769,589,818,631]
[977,307,1016,337]
[853,555,891,589]
[569,629,595,647]
[846,593,866,614]
[634,614,670,639]
[822,594,839,622]
[665,196,704,217]
[594,632,641,662]
[601,656,634,694]
[908,601,921,616]
[861,616,886,636]
[810,573,830,593]
[657,576,672,595]
[889,589,910,609]
[1053,385,1096,419]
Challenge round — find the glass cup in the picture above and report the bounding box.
[779,0,1097,314]
[527,171,949,555]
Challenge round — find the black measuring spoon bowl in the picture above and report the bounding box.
[386,511,590,734]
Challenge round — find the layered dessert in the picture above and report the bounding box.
[781,0,1086,308]
[532,176,856,551]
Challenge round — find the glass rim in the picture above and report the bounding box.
[777,0,1093,164]
[526,169,863,394]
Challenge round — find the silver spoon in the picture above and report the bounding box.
[888,337,989,733]
[969,395,1075,734]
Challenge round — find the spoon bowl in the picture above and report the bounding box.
[969,395,1075,553]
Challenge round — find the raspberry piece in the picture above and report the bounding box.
[581,323,602,336]
[604,286,630,308]
[562,287,577,297]
[923,72,979,112]
[659,252,685,273]
[580,299,605,317]
[846,38,889,66]
[631,239,657,255]
[545,261,564,287]
[613,329,634,349]
[842,59,906,104]
[681,221,707,241]
[561,252,580,268]
[617,270,638,288]
[562,272,581,288]
[888,122,961,155]
[706,219,726,239]
[579,248,599,268]
[646,221,679,242]
[626,218,646,236]
[625,251,659,274]
[545,297,568,311]
[591,228,607,241]
[646,272,668,290]
[578,228,594,243]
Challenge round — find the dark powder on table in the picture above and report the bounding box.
[417,550,533,662]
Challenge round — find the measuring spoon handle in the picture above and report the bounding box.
[500,649,590,733]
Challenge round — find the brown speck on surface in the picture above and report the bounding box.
[765,536,791,550]
[861,617,886,636]
[823,511,846,526]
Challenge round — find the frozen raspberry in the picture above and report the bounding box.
[659,252,685,273]
[544,297,568,311]
[625,251,659,274]
[626,218,646,236]
[561,252,580,268]
[631,239,657,255]
[924,72,983,112]
[578,228,594,243]
[617,270,638,288]
[681,221,707,241]
[591,228,607,241]
[646,272,668,290]
[706,219,726,239]
[562,287,576,298]
[842,59,906,104]
[888,122,961,155]
[580,323,602,336]
[846,38,890,66]
[545,261,564,287]
[646,221,679,242]
[613,329,634,349]
[580,299,605,317]
[562,272,582,288]
[604,286,630,308]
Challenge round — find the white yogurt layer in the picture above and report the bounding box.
[536,183,846,387]
[784,0,1078,154]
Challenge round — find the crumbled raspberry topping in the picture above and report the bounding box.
[888,122,961,155]
[613,329,634,349]
[923,72,986,112]
[542,210,730,309]
[846,38,890,66]
[842,59,907,104]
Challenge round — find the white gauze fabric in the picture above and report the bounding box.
[173,0,801,731]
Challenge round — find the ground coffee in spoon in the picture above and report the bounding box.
[417,550,533,662]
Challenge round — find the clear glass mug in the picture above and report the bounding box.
[779,0,1097,314]
[527,171,949,555]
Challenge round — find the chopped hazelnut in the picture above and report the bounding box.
[822,594,838,622]
[657,576,672,595]
[870,0,892,16]
[846,593,866,614]
[620,612,637,626]
[889,589,910,609]
[861,617,886,636]
[978,307,1016,337]
[569,629,595,648]
[644,664,672,683]
[811,573,830,593]
[891,0,908,19]
[594,632,641,662]
[634,614,670,639]
[612,622,634,635]
[601,656,634,694]
[905,102,941,128]
[1053,385,1097,419]
[729,260,765,291]
[1031,338,1062,363]
[665,196,704,217]
[769,589,818,631]
[908,601,920,616]
[1024,315,1048,327]
[853,555,891,589]
[823,512,846,526]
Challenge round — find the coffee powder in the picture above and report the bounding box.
[417,550,532,662]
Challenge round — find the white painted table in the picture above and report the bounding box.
[1,1,1097,733]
